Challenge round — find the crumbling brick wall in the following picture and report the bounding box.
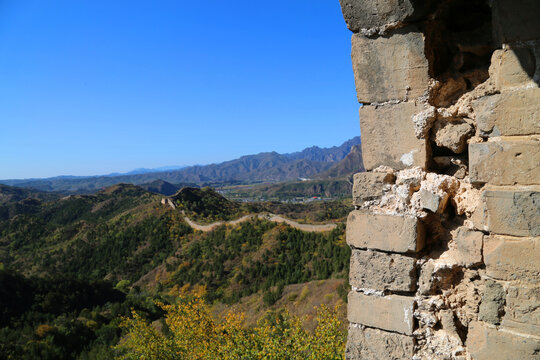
[339,1,540,359]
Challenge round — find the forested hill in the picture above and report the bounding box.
[0,137,361,194]
[0,183,351,358]
[0,184,60,205]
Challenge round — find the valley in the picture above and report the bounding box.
[0,182,351,359]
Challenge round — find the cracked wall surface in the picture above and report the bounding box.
[339,0,540,359]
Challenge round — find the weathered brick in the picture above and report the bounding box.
[439,227,483,267]
[474,89,540,137]
[454,227,483,266]
[349,250,416,292]
[492,0,540,44]
[489,47,537,90]
[484,235,540,283]
[484,235,540,284]
[469,139,540,185]
[339,0,429,33]
[482,186,540,237]
[467,321,540,360]
[478,280,506,325]
[351,29,429,103]
[347,210,425,253]
[345,325,415,360]
[503,284,540,335]
[352,171,394,205]
[348,291,415,335]
[360,102,428,170]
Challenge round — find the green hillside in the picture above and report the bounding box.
[0,183,350,359]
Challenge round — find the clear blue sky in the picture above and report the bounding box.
[0,0,359,179]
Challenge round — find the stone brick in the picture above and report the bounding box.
[469,138,540,185]
[431,120,473,154]
[347,291,415,335]
[474,89,540,137]
[347,210,425,253]
[418,260,435,295]
[489,47,537,90]
[503,284,540,335]
[478,280,506,325]
[450,227,483,267]
[484,235,540,283]
[360,102,428,170]
[339,0,429,33]
[351,29,429,103]
[467,321,540,360]
[352,171,394,205]
[345,325,415,360]
[418,189,448,214]
[349,250,416,292]
[482,187,540,237]
[492,0,540,44]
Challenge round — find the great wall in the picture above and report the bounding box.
[339,0,540,359]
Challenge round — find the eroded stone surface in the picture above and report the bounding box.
[489,47,537,90]
[347,210,425,252]
[469,138,540,185]
[482,187,540,237]
[431,120,474,154]
[436,227,483,268]
[478,280,506,325]
[484,235,540,283]
[352,171,395,205]
[467,321,540,360]
[350,250,417,292]
[339,0,429,33]
[503,284,540,335]
[474,89,540,137]
[340,2,540,359]
[351,29,429,103]
[348,291,415,335]
[345,325,415,360]
[360,102,428,170]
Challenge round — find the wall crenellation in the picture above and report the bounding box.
[339,0,540,359]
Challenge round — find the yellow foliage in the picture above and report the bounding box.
[35,324,55,338]
[192,284,207,298]
[114,297,345,359]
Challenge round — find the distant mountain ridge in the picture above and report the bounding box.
[316,144,365,179]
[1,137,362,194]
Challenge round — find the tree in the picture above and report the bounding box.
[114,296,345,360]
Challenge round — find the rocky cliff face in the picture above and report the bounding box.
[339,0,540,359]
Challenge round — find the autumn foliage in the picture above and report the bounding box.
[115,297,345,360]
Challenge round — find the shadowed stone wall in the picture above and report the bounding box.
[339,0,540,358]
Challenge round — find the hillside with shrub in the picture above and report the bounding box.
[0,183,350,359]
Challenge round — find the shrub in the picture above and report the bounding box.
[114,296,345,360]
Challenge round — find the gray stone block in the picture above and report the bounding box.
[348,291,415,335]
[360,102,428,171]
[347,210,425,253]
[469,139,540,185]
[349,250,417,292]
[339,0,429,33]
[351,29,429,103]
[345,325,415,360]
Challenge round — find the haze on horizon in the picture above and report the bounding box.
[0,0,358,179]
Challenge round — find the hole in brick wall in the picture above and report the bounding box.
[454,313,469,344]
[429,145,469,178]
[433,267,464,295]
[424,0,494,107]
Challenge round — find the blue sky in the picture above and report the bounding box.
[0,0,359,179]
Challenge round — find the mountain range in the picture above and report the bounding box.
[1,137,363,194]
